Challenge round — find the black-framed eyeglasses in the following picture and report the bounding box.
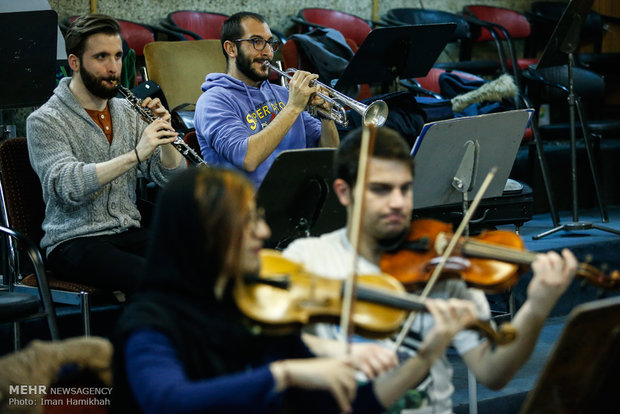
[233,37,281,52]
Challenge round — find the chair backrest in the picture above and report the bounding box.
[0,137,45,246]
[299,8,371,47]
[281,39,316,73]
[530,65,605,103]
[183,130,201,156]
[414,67,484,95]
[384,8,472,43]
[528,1,604,53]
[167,10,229,40]
[117,19,156,56]
[463,5,531,41]
[144,39,226,110]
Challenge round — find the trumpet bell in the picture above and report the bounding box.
[363,100,388,127]
[265,61,389,127]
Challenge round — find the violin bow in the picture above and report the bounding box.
[393,166,498,349]
[340,124,377,353]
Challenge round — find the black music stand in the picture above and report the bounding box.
[334,23,456,91]
[519,295,620,413]
[0,10,58,109]
[256,148,346,249]
[530,0,620,240]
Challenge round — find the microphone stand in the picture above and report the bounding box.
[532,0,620,239]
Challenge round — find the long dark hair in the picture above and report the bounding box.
[113,168,259,413]
[137,167,254,299]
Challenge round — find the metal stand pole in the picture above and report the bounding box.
[534,53,620,239]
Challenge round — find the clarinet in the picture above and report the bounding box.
[115,84,208,167]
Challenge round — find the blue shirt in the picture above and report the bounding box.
[194,74,322,188]
[125,329,384,414]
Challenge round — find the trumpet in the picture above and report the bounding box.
[264,62,388,128]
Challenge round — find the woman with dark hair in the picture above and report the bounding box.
[112,167,478,414]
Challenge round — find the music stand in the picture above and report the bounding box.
[256,148,346,249]
[411,110,532,210]
[0,10,58,109]
[519,295,620,414]
[530,0,620,240]
[334,23,456,91]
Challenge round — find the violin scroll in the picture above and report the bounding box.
[577,262,620,291]
[469,320,517,346]
[381,219,620,294]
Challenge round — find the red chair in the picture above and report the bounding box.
[182,130,202,167]
[413,68,483,96]
[291,8,372,49]
[162,10,229,40]
[117,20,156,57]
[462,5,538,84]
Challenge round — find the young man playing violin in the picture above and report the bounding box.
[284,126,578,413]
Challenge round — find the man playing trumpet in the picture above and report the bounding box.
[195,11,339,188]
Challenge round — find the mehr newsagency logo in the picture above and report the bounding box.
[7,384,112,408]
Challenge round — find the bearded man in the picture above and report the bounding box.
[194,11,339,188]
[26,14,185,293]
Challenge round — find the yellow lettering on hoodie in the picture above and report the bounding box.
[246,113,257,130]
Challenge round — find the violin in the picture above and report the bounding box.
[380,219,620,293]
[233,250,516,345]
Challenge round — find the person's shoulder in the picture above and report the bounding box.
[197,78,238,107]
[27,95,63,124]
[284,228,346,253]
[202,73,241,93]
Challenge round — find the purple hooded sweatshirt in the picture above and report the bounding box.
[194,73,322,188]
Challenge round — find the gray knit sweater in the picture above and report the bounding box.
[27,77,185,256]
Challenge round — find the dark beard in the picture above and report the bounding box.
[235,49,268,83]
[80,65,119,99]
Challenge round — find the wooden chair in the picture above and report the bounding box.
[143,39,226,111]
[0,138,117,337]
